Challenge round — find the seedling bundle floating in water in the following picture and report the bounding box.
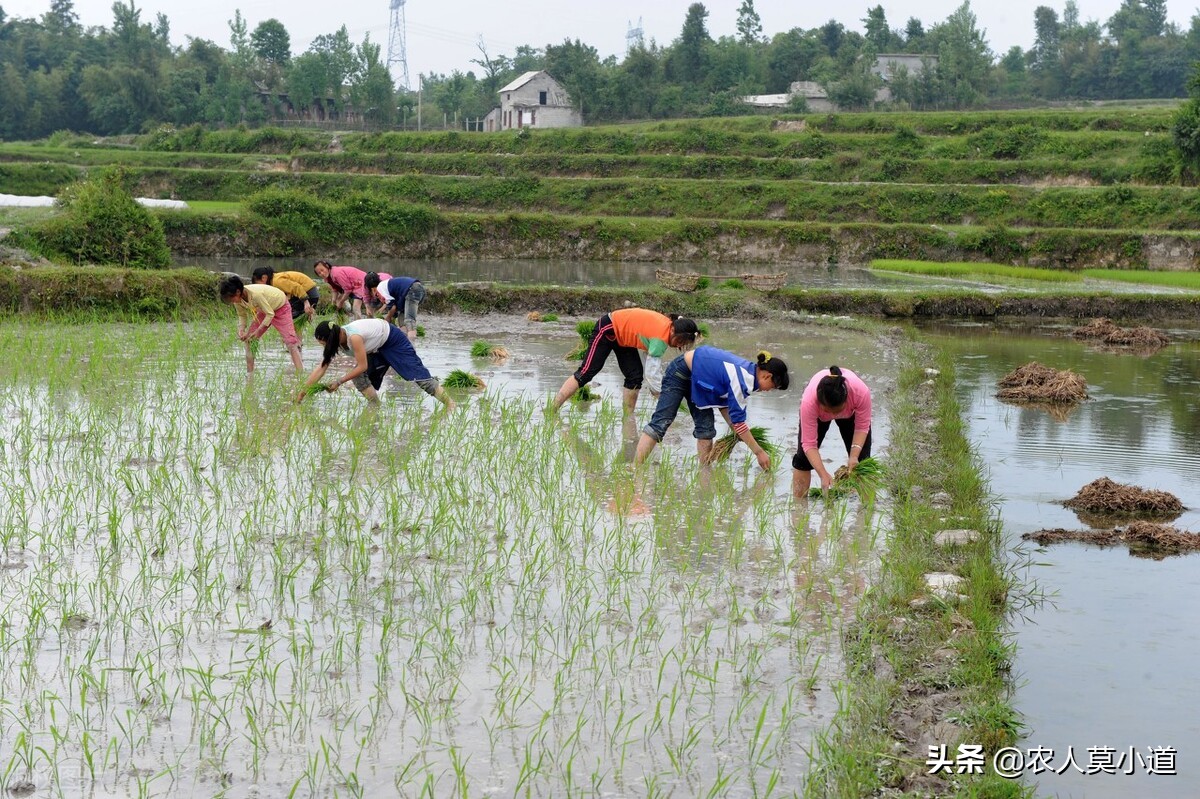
[809,457,886,499]
[444,369,486,389]
[710,426,778,463]
[470,340,510,360]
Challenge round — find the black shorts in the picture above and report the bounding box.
[573,313,644,390]
[792,416,873,471]
[289,287,320,318]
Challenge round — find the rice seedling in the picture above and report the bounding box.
[566,321,596,360]
[695,277,711,290]
[540,313,560,323]
[301,382,333,398]
[0,316,892,799]
[808,457,886,499]
[720,278,745,289]
[709,427,779,463]
[443,369,486,389]
[470,340,510,359]
[1082,268,1200,289]
[870,258,1082,283]
[570,385,599,402]
[416,325,426,337]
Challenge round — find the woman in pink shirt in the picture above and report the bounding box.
[792,365,873,497]
[314,261,387,318]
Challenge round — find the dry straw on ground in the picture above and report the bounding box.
[1061,476,1184,516]
[996,362,1089,404]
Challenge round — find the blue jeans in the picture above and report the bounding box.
[642,356,717,442]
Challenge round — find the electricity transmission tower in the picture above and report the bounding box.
[387,0,411,90]
[626,17,644,55]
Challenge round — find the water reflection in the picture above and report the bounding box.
[923,319,1200,797]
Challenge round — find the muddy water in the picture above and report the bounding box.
[179,255,966,291]
[0,315,893,798]
[923,321,1200,797]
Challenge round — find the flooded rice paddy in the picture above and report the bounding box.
[0,315,892,798]
[925,320,1200,798]
[182,256,1197,295]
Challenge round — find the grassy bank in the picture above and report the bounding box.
[0,265,222,317]
[806,342,1024,797]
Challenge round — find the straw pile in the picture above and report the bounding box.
[1061,477,1184,516]
[996,362,1088,404]
[1023,522,1200,557]
[1071,317,1169,350]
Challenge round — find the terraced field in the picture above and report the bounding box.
[2,108,1195,268]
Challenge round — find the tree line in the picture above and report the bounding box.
[2,0,1200,141]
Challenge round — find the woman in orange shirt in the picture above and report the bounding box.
[551,308,699,413]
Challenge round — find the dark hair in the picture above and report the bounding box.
[251,266,275,284]
[219,274,244,299]
[363,272,381,291]
[756,350,789,390]
[668,314,699,345]
[314,260,331,270]
[816,365,848,407]
[314,320,344,367]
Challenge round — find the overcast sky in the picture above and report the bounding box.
[3,0,1192,86]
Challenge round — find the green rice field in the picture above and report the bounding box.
[0,317,887,797]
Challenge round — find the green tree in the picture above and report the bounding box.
[350,36,396,124]
[251,19,291,66]
[544,39,605,118]
[929,1,992,108]
[863,6,897,53]
[670,3,711,85]
[736,0,762,45]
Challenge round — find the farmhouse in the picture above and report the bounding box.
[483,71,583,132]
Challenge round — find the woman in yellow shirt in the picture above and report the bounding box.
[252,266,318,322]
[219,275,304,374]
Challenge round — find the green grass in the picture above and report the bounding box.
[871,259,1082,283]
[181,200,242,213]
[1083,268,1200,289]
[0,207,59,227]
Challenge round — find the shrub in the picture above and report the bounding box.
[23,168,171,268]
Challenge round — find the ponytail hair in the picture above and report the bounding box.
[314,321,343,367]
[816,365,849,408]
[668,315,700,345]
[755,350,790,390]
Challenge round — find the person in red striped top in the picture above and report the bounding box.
[551,307,699,414]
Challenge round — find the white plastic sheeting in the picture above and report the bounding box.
[0,194,188,209]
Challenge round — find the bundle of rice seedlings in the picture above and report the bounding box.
[695,277,711,290]
[566,321,597,360]
[996,362,1088,404]
[541,313,560,322]
[808,457,886,499]
[301,382,333,398]
[720,278,745,289]
[709,426,778,463]
[443,370,486,389]
[416,325,426,338]
[571,385,599,402]
[470,340,510,360]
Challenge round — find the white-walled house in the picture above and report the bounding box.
[484,71,582,131]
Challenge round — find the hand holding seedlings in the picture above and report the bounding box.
[792,365,874,498]
[221,275,304,374]
[636,347,790,468]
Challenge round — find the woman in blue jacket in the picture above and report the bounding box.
[634,345,789,470]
